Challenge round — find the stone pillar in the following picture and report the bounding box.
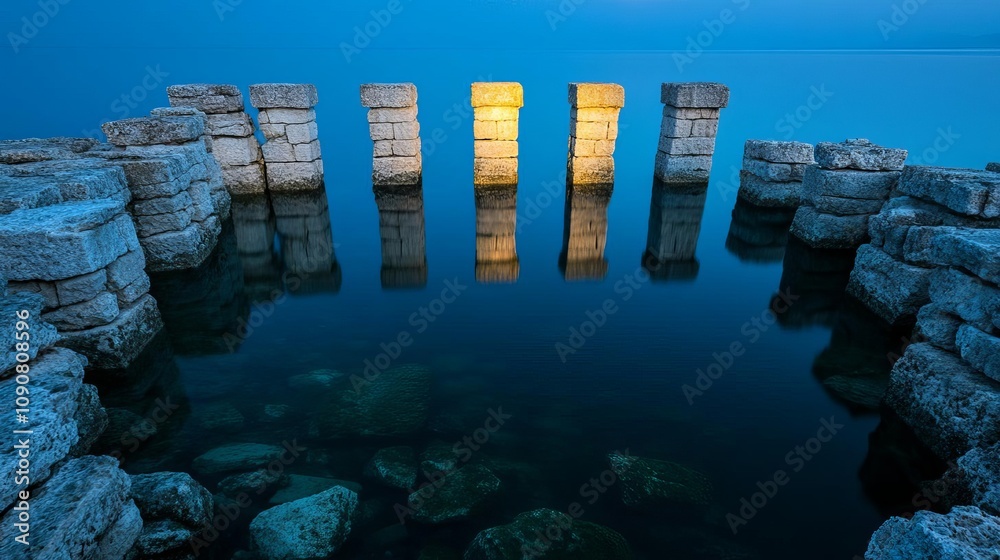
[272,191,341,294]
[167,84,266,195]
[560,185,612,281]
[567,83,624,185]
[374,186,427,289]
[361,83,421,186]
[475,187,519,283]
[642,182,708,281]
[472,82,523,186]
[790,139,907,249]
[738,140,815,207]
[103,108,228,271]
[654,83,729,184]
[249,83,324,191]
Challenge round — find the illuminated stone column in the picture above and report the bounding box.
[472,82,523,186]
[568,83,624,185]
[249,83,324,191]
[361,83,421,186]
[475,187,519,283]
[560,185,612,281]
[654,82,729,183]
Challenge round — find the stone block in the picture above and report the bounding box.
[803,166,900,202]
[393,121,420,141]
[790,206,870,249]
[496,120,518,141]
[865,507,1000,560]
[141,219,220,272]
[187,182,215,221]
[569,156,615,185]
[812,194,886,216]
[471,82,524,107]
[266,161,324,192]
[572,121,609,141]
[474,158,518,185]
[209,136,262,168]
[0,176,63,214]
[136,207,194,237]
[815,138,907,171]
[660,136,716,156]
[475,107,520,121]
[249,83,318,109]
[204,112,255,137]
[167,84,244,113]
[367,106,417,124]
[373,157,422,186]
[360,83,417,108]
[103,116,205,147]
[294,141,322,162]
[7,281,60,310]
[0,291,60,375]
[569,83,625,108]
[913,304,962,352]
[260,108,316,125]
[286,122,319,144]
[369,123,395,141]
[846,244,934,325]
[106,250,147,291]
[744,140,815,164]
[475,140,518,159]
[373,140,393,158]
[131,191,193,217]
[56,269,108,307]
[689,119,718,138]
[114,275,150,306]
[929,267,1000,334]
[653,152,712,183]
[898,166,1000,218]
[737,171,802,208]
[953,446,1000,516]
[262,141,297,163]
[391,140,421,157]
[663,106,720,120]
[58,294,163,369]
[0,200,131,281]
[222,164,267,195]
[473,120,497,140]
[659,116,693,138]
[42,291,120,331]
[903,227,1000,284]
[956,325,1000,382]
[661,82,730,108]
[744,158,807,182]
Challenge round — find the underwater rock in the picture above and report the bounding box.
[608,452,713,508]
[129,519,195,557]
[407,464,501,524]
[952,444,1000,516]
[268,475,362,505]
[194,402,245,432]
[316,364,431,438]
[420,441,464,475]
[130,472,214,529]
[820,375,888,410]
[249,485,358,560]
[218,469,290,499]
[365,446,419,490]
[192,443,287,475]
[287,368,342,390]
[865,506,1000,559]
[464,508,631,560]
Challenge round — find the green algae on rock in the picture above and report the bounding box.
[608,452,713,508]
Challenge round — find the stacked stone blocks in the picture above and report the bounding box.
[167,84,266,195]
[654,83,729,183]
[738,140,815,207]
[250,83,324,191]
[472,82,523,186]
[567,83,624,185]
[361,83,421,186]
[790,139,906,249]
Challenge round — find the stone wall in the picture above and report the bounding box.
[567,83,624,186]
[362,83,422,186]
[737,140,815,207]
[472,82,523,186]
[168,84,266,195]
[374,185,428,288]
[476,187,519,283]
[790,139,906,249]
[654,83,728,184]
[560,185,612,281]
[250,83,324,191]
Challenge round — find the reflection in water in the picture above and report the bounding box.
[559,183,612,281]
[148,220,250,355]
[272,190,342,295]
[374,185,428,289]
[642,180,708,281]
[775,237,857,328]
[475,186,519,283]
[231,195,281,302]
[725,198,796,264]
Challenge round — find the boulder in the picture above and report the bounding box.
[865,506,1000,559]
[364,446,418,490]
[268,475,362,505]
[249,486,357,560]
[130,519,195,557]
[192,443,286,475]
[953,444,1000,515]
[129,472,214,528]
[407,464,501,524]
[218,469,290,499]
[465,508,631,560]
[608,452,713,508]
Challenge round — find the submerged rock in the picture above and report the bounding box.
[608,452,713,508]
[192,443,286,475]
[218,469,290,499]
[365,446,418,490]
[287,368,343,390]
[130,472,214,529]
[249,485,358,560]
[130,519,195,557]
[407,464,501,524]
[316,364,431,438]
[268,474,362,505]
[464,508,631,560]
[865,506,1000,559]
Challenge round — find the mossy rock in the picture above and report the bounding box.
[465,508,632,559]
[407,464,500,524]
[315,364,431,437]
[365,446,418,490]
[609,452,713,508]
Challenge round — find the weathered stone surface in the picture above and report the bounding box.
[213,135,262,167]
[0,291,59,376]
[141,218,220,271]
[745,140,814,164]
[58,294,163,370]
[653,152,712,183]
[249,83,319,109]
[885,343,1000,459]
[465,508,631,560]
[0,200,131,281]
[53,268,107,307]
[569,82,625,108]
[204,112,255,137]
[475,140,518,158]
[167,84,244,114]
[95,500,143,560]
[249,486,357,560]
[929,267,1000,334]
[42,291,119,331]
[661,82,730,108]
[130,519,194,557]
[569,156,615,185]
[103,115,205,147]
[474,158,518,186]
[471,83,524,108]
[408,464,501,524]
[223,163,267,195]
[659,136,716,156]
[0,456,140,560]
[812,194,885,215]
[0,137,99,164]
[266,161,324,192]
[361,83,417,108]
[815,139,907,171]
[608,452,713,508]
[956,325,1000,382]
[914,303,962,352]
[865,506,1000,560]
[791,206,870,248]
[364,446,418,490]
[737,171,802,208]
[743,158,807,182]
[192,443,287,475]
[218,469,290,498]
[130,472,214,528]
[898,166,1000,218]
[803,165,899,200]
[954,444,1000,515]
[988,162,1000,173]
[69,383,108,456]
[366,106,416,124]
[316,364,431,437]
[846,245,933,325]
[903,227,1000,285]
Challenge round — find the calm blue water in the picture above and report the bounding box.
[4,9,999,556]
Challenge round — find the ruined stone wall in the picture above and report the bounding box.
[250,83,324,191]
[654,83,728,184]
[737,140,814,208]
[362,83,421,186]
